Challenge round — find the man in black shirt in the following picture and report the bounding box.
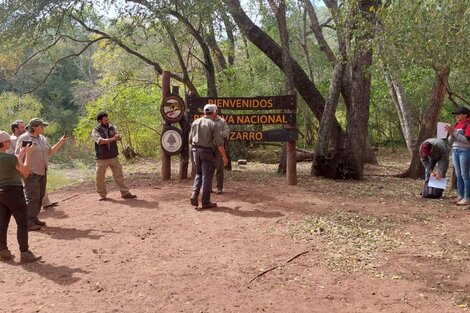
[91,112,137,201]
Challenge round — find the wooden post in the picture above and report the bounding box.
[175,86,189,179]
[161,71,171,181]
[286,96,297,185]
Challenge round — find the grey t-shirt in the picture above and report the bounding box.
[189,116,224,148]
[15,133,51,176]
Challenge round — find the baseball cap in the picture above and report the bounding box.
[420,142,432,158]
[203,104,217,113]
[451,107,470,115]
[0,130,10,143]
[29,118,49,127]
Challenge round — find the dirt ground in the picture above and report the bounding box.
[1,152,470,313]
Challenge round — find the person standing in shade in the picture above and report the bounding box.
[213,107,230,194]
[0,130,42,263]
[446,107,470,205]
[419,138,450,181]
[7,120,26,154]
[190,104,228,209]
[91,111,137,201]
[16,118,66,231]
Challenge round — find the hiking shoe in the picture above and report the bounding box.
[20,251,42,263]
[28,223,41,231]
[121,193,137,199]
[190,192,199,207]
[0,249,14,261]
[215,188,223,195]
[35,219,47,226]
[43,202,59,209]
[99,196,109,201]
[201,202,217,209]
[457,199,469,206]
[451,197,463,203]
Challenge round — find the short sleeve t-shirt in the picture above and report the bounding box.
[0,153,21,187]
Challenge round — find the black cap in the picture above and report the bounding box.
[452,107,470,115]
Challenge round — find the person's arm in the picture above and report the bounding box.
[16,145,32,177]
[216,145,229,166]
[91,127,121,145]
[436,144,450,179]
[50,135,67,156]
[221,120,230,139]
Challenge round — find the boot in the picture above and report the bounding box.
[190,192,199,207]
[20,250,42,263]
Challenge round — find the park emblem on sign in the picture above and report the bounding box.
[161,94,186,123]
[161,126,183,155]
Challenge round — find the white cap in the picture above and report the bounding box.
[0,130,11,143]
[203,104,217,113]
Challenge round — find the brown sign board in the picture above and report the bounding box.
[189,113,296,125]
[228,129,298,142]
[187,95,296,110]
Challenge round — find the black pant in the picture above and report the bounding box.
[192,147,215,205]
[0,186,29,252]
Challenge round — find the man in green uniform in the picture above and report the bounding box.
[190,104,228,209]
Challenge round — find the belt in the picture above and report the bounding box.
[193,145,212,149]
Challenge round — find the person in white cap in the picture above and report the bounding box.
[16,118,66,231]
[0,130,42,263]
[189,104,228,209]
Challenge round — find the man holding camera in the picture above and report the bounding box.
[91,111,137,201]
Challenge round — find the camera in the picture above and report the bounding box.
[21,141,32,147]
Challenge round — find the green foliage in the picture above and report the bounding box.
[0,92,42,131]
[74,84,162,158]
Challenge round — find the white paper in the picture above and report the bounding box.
[437,122,450,139]
[428,176,447,190]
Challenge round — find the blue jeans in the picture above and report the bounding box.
[452,148,470,199]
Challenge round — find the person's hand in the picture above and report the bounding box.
[113,134,122,141]
[59,135,67,144]
[445,124,455,133]
[430,172,436,177]
[223,155,229,166]
[435,173,443,180]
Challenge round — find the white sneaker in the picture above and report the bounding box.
[456,199,469,206]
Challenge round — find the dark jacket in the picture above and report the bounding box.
[93,124,119,160]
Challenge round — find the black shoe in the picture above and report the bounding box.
[99,196,109,201]
[190,192,199,207]
[201,202,217,209]
[20,250,42,263]
[121,193,137,199]
[43,202,59,209]
[28,223,41,231]
[35,220,46,226]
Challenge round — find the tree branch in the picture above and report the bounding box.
[25,36,108,94]
[16,35,96,74]
[70,15,186,84]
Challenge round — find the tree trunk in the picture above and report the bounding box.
[206,21,228,71]
[383,67,416,156]
[399,67,451,179]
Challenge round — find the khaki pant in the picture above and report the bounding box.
[95,157,129,197]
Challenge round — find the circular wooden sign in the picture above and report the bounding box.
[160,95,186,123]
[161,126,183,155]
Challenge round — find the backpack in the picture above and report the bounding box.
[422,179,443,199]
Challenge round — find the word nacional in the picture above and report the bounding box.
[190,113,291,125]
